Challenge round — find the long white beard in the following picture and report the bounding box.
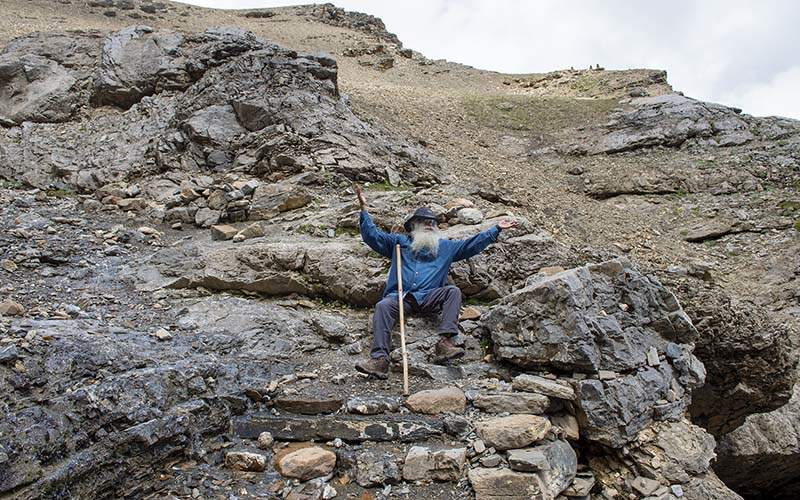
[410,226,442,257]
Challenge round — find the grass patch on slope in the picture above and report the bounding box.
[463,95,618,134]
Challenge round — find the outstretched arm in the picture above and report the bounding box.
[356,185,398,258]
[452,219,518,261]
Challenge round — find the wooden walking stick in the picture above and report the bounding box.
[395,244,410,396]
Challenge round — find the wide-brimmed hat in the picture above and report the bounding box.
[403,207,438,232]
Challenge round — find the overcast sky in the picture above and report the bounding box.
[177,0,800,120]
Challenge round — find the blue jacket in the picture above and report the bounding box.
[360,210,501,303]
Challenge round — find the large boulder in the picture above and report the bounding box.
[0,54,79,125]
[714,381,800,498]
[663,275,798,436]
[573,93,755,154]
[128,236,386,307]
[92,25,185,108]
[484,258,698,373]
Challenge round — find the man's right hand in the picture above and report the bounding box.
[355,184,366,210]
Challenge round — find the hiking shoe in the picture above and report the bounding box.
[434,335,465,362]
[355,357,389,379]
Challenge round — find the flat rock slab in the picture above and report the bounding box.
[468,467,546,500]
[405,387,466,414]
[233,413,443,443]
[472,392,550,414]
[475,415,551,451]
[346,395,402,415]
[512,374,576,400]
[274,396,343,415]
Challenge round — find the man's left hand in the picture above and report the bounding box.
[498,219,518,230]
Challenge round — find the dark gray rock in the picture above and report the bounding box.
[574,363,701,447]
[0,54,79,125]
[233,413,443,443]
[355,450,401,487]
[715,382,800,498]
[485,258,698,373]
[92,26,184,108]
[577,94,755,154]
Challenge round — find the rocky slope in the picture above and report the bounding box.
[0,1,798,499]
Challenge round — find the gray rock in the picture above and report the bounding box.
[273,396,343,415]
[575,365,697,447]
[579,94,755,154]
[631,476,662,496]
[0,54,79,124]
[405,387,466,414]
[183,104,246,146]
[472,392,550,414]
[233,413,443,443]
[457,207,484,225]
[479,454,501,467]
[535,440,578,498]
[93,26,184,108]
[346,395,402,415]
[468,468,546,500]
[402,446,466,481]
[715,381,800,498]
[485,258,698,373]
[512,374,576,400]
[0,345,19,363]
[225,451,267,472]
[475,415,551,451]
[355,450,401,487]
[507,448,548,472]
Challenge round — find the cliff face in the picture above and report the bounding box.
[0,1,797,499]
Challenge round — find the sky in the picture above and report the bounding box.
[176,0,800,119]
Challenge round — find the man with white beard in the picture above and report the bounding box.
[354,186,518,379]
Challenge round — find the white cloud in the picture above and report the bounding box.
[175,0,800,119]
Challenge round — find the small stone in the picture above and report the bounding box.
[647,346,660,366]
[473,439,486,454]
[567,165,584,175]
[460,306,481,320]
[598,370,617,380]
[457,207,484,225]
[479,454,501,467]
[241,179,260,195]
[631,476,662,496]
[507,448,548,472]
[1,259,18,272]
[405,387,466,414]
[278,446,336,480]
[153,328,173,341]
[211,224,237,241]
[137,226,158,235]
[257,431,274,449]
[234,222,264,242]
[671,484,684,497]
[225,451,267,472]
[0,300,25,316]
[564,472,595,496]
[322,485,337,499]
[0,345,19,364]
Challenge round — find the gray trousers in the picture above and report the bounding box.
[370,285,462,360]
